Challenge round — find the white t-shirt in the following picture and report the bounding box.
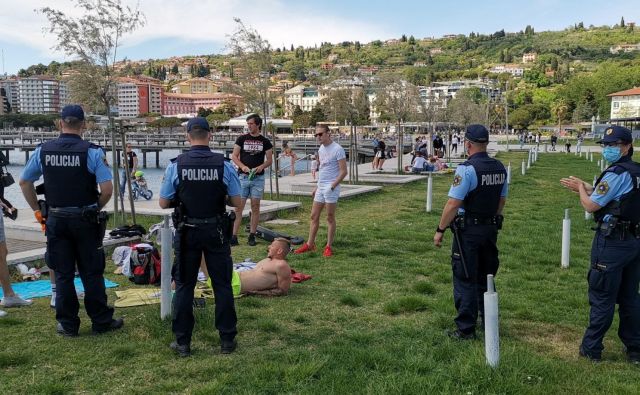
[318,141,346,184]
[412,156,427,170]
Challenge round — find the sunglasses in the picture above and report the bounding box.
[315,132,324,137]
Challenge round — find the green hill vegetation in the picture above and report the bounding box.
[15,21,640,129]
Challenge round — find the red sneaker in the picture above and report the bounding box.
[294,243,315,254]
[323,245,333,257]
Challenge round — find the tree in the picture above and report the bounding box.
[39,0,145,219]
[374,74,421,173]
[446,88,486,127]
[620,16,625,28]
[408,35,416,45]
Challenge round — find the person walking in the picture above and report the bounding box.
[433,124,508,340]
[19,105,122,336]
[159,117,241,357]
[230,114,273,246]
[118,143,138,199]
[560,125,640,364]
[294,125,348,257]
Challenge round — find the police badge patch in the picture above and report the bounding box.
[596,181,609,195]
[452,175,462,187]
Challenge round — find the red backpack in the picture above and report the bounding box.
[130,245,162,285]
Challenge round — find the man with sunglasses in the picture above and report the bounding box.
[295,125,347,257]
[560,125,640,364]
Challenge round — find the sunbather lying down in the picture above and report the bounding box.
[202,238,292,297]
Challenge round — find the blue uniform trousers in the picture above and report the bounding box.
[581,230,640,357]
[172,225,237,346]
[46,214,114,333]
[451,224,500,334]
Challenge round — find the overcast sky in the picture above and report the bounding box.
[1,0,638,74]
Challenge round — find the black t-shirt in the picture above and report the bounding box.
[119,151,137,169]
[234,133,273,175]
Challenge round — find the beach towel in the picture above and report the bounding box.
[0,278,119,300]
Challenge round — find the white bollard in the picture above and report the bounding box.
[160,215,173,320]
[484,274,500,368]
[506,162,511,185]
[521,160,526,176]
[590,152,593,162]
[426,173,433,213]
[561,209,571,269]
[593,175,598,187]
[601,159,606,171]
[597,159,601,168]
[527,151,531,169]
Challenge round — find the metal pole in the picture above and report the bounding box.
[484,274,500,368]
[426,173,433,213]
[561,209,571,269]
[120,130,136,224]
[160,215,172,320]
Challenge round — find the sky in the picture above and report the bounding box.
[0,0,638,75]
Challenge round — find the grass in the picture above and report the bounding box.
[2,151,638,394]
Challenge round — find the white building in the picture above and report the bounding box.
[522,52,537,63]
[284,84,323,116]
[608,87,640,119]
[17,76,69,114]
[489,64,524,78]
[419,79,501,109]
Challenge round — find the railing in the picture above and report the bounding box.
[277,153,313,177]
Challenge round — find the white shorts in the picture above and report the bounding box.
[314,183,340,204]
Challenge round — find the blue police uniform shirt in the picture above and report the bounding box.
[160,160,241,200]
[590,171,633,208]
[20,145,112,183]
[448,164,509,213]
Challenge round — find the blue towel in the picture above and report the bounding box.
[0,278,119,299]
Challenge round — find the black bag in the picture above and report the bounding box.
[109,224,147,238]
[0,169,14,187]
[130,246,161,285]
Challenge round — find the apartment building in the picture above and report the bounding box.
[284,84,323,116]
[115,77,163,118]
[162,92,242,116]
[171,77,219,94]
[0,77,20,113]
[17,75,68,114]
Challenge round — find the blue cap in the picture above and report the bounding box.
[597,125,632,144]
[186,117,210,132]
[464,124,489,143]
[60,104,85,121]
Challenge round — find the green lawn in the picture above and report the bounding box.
[2,152,638,394]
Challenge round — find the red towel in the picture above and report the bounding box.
[290,269,312,283]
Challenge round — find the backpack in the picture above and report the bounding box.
[129,245,161,285]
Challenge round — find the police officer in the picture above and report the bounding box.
[18,104,123,336]
[159,117,241,357]
[560,125,640,364]
[433,124,508,340]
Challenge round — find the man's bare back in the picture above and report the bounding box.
[239,256,290,296]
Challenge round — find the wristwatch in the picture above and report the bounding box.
[436,226,447,233]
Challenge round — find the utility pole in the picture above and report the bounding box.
[504,80,509,135]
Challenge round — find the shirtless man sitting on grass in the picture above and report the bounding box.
[202,238,292,296]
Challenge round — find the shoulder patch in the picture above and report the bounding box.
[452,174,462,187]
[595,181,609,195]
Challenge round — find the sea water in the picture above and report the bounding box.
[2,148,311,209]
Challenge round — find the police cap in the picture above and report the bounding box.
[597,125,632,144]
[465,124,489,143]
[60,104,85,121]
[186,117,210,132]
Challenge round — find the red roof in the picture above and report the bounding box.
[608,87,640,97]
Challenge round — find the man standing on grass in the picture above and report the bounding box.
[434,124,507,340]
[560,125,640,364]
[295,124,347,257]
[231,114,273,247]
